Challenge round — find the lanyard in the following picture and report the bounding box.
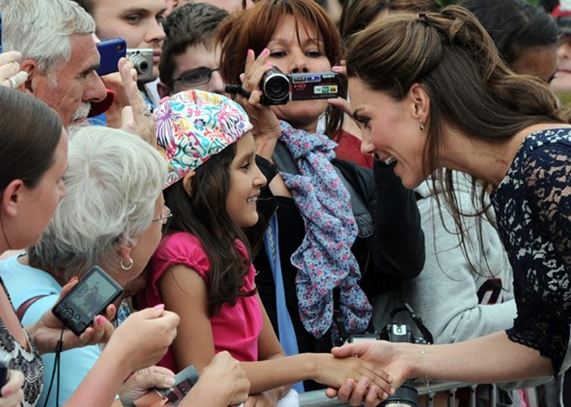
[263,214,304,393]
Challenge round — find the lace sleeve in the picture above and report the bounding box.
[524,141,571,270]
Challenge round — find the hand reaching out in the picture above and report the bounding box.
[26,278,116,355]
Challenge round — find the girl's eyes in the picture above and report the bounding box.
[354,115,371,128]
[268,49,323,58]
[269,50,286,58]
[305,50,322,58]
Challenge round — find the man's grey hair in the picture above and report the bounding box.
[28,126,167,281]
[0,0,95,73]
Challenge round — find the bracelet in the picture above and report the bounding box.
[420,349,430,392]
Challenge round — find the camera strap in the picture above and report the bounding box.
[390,302,434,344]
[42,327,64,407]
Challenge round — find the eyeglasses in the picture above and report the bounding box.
[173,67,220,88]
[153,206,172,225]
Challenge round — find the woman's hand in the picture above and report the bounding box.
[0,370,24,407]
[196,351,250,406]
[325,341,411,407]
[244,390,280,407]
[118,366,175,405]
[238,48,281,160]
[26,278,116,354]
[106,305,180,373]
[311,352,393,405]
[0,51,28,90]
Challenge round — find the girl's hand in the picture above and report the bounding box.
[0,51,28,90]
[239,48,281,160]
[118,366,175,405]
[326,341,409,407]
[314,353,393,404]
[106,305,180,373]
[0,370,24,407]
[26,278,116,354]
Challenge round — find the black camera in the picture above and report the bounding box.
[378,323,424,407]
[260,66,340,105]
[52,266,123,336]
[156,365,199,403]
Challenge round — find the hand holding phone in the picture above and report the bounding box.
[97,38,127,76]
[52,266,123,336]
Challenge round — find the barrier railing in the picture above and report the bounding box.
[299,381,498,407]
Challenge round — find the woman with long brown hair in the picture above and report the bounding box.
[327,6,571,405]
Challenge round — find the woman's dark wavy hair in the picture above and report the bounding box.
[218,0,345,137]
[0,87,62,192]
[163,144,255,317]
[346,5,565,274]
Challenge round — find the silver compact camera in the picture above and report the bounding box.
[127,48,154,82]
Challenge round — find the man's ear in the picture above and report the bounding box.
[157,82,171,99]
[19,59,38,94]
[1,179,25,218]
[182,171,196,196]
[409,83,430,123]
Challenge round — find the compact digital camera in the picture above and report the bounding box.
[260,66,340,105]
[127,48,154,82]
[52,266,123,336]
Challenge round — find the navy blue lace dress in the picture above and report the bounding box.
[491,128,571,375]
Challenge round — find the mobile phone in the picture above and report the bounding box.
[96,38,127,76]
[52,266,123,336]
[156,365,199,404]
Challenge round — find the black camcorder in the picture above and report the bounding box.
[260,66,340,105]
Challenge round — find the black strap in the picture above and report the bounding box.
[390,302,434,344]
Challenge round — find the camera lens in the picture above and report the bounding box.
[261,67,290,104]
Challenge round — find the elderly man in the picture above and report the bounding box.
[1,0,107,126]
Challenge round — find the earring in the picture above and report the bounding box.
[120,257,134,271]
[419,122,425,131]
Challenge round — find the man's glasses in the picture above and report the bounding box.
[173,67,219,88]
[153,206,172,225]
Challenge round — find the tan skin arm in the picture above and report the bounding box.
[159,265,393,401]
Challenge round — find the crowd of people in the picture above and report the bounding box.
[0,0,569,406]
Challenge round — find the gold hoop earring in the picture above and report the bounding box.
[120,257,134,271]
[420,122,425,131]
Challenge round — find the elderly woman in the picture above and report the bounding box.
[0,125,248,407]
[0,125,168,405]
[0,88,179,407]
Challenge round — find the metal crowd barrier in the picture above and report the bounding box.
[299,381,499,407]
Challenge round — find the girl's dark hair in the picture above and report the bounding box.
[218,0,345,137]
[163,144,255,317]
[460,0,558,66]
[0,87,63,192]
[346,5,564,272]
[339,0,440,40]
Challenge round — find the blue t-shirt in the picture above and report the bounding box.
[0,255,101,406]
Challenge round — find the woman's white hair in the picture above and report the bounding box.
[28,126,167,280]
[0,0,95,74]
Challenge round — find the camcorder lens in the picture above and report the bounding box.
[261,67,290,104]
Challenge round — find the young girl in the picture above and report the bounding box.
[141,90,392,405]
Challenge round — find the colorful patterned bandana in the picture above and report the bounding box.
[154,90,253,189]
